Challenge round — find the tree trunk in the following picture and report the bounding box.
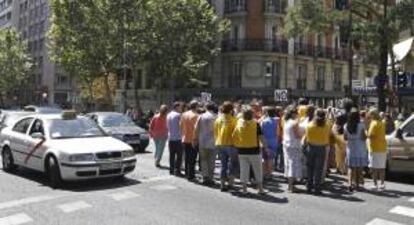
[87,80,95,112]
[132,68,141,111]
[377,1,388,112]
[103,72,114,110]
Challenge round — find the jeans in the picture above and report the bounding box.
[239,154,263,184]
[217,146,239,180]
[199,148,218,180]
[183,143,198,179]
[168,140,183,174]
[154,138,167,161]
[274,143,284,171]
[306,144,327,191]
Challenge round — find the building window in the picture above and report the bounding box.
[333,67,342,91]
[265,62,280,88]
[352,66,359,80]
[229,61,242,88]
[296,64,307,90]
[316,66,325,90]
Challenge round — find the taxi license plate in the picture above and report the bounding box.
[100,162,122,170]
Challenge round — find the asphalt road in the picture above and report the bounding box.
[0,142,413,225]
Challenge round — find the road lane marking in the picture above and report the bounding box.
[108,190,140,201]
[0,213,33,225]
[390,206,414,218]
[366,218,405,225]
[409,198,414,202]
[57,201,91,213]
[149,184,177,191]
[0,194,67,210]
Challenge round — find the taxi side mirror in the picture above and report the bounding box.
[396,129,404,140]
[31,132,45,140]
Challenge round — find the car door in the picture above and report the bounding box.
[9,117,35,166]
[26,119,47,171]
[388,119,414,173]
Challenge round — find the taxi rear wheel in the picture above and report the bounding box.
[47,156,63,189]
[2,148,17,173]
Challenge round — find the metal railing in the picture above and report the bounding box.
[222,39,288,53]
[224,1,247,14]
[294,42,351,61]
[263,0,287,14]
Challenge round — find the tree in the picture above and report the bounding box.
[0,29,32,106]
[283,0,414,112]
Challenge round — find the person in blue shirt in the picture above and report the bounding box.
[260,106,279,179]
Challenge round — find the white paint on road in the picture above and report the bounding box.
[57,201,92,213]
[366,218,405,225]
[409,197,414,202]
[0,213,33,225]
[390,206,414,218]
[108,190,140,201]
[0,194,66,210]
[150,184,177,191]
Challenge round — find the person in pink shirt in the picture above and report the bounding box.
[149,105,168,168]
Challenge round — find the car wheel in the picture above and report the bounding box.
[2,147,17,173]
[48,156,63,189]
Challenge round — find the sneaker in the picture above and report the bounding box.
[379,184,386,191]
[370,185,378,190]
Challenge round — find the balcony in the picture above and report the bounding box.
[294,43,350,60]
[224,1,247,15]
[263,0,287,15]
[222,39,288,53]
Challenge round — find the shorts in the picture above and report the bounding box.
[368,152,387,169]
[262,146,277,160]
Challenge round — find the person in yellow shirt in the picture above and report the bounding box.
[233,107,267,195]
[304,109,333,195]
[367,108,387,190]
[214,101,238,192]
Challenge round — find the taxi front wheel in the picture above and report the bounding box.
[2,148,17,173]
[47,156,63,189]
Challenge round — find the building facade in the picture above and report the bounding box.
[0,0,74,106]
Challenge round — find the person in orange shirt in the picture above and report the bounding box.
[180,100,200,181]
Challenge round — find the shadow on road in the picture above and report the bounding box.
[6,167,141,192]
[231,192,289,204]
[362,188,414,198]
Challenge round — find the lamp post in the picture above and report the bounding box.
[42,92,48,106]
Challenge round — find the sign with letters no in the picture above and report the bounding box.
[274,89,288,102]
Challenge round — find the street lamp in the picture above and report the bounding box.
[42,92,48,106]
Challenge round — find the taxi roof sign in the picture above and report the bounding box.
[61,110,77,120]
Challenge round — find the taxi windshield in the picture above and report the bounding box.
[49,117,105,139]
[100,114,135,127]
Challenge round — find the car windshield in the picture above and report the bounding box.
[49,117,106,139]
[100,114,135,127]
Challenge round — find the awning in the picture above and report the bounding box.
[388,37,414,65]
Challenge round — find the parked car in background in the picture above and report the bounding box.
[23,105,62,114]
[87,112,150,152]
[0,111,34,131]
[0,112,136,188]
[387,114,414,174]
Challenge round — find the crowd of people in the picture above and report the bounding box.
[148,98,393,195]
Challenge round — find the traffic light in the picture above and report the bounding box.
[397,73,408,88]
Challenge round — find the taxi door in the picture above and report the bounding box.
[25,119,47,171]
[9,117,34,165]
[388,119,414,173]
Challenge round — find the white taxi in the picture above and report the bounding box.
[0,112,137,188]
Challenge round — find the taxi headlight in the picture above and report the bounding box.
[122,150,135,158]
[69,153,95,162]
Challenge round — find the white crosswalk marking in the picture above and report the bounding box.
[389,206,414,218]
[108,190,140,201]
[409,198,414,202]
[366,218,405,225]
[0,194,66,210]
[0,213,33,225]
[57,201,92,213]
[150,184,177,191]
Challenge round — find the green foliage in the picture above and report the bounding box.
[0,29,32,98]
[48,0,229,98]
